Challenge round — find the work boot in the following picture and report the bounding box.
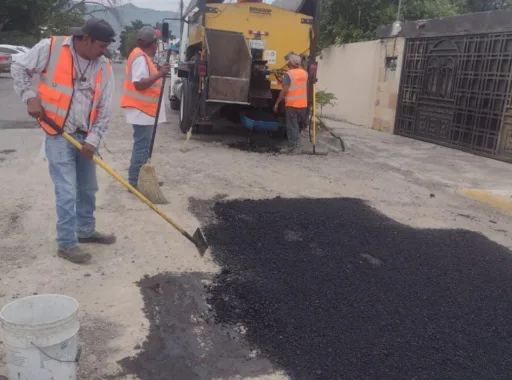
[78,232,116,245]
[58,246,92,264]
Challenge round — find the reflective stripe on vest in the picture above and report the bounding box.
[37,36,110,136]
[285,68,308,108]
[89,60,112,125]
[120,47,162,117]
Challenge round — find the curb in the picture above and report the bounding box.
[456,189,512,215]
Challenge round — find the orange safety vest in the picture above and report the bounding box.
[285,68,308,108]
[38,36,111,135]
[120,47,162,117]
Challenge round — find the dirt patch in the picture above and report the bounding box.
[0,204,28,238]
[78,316,123,379]
[117,272,275,380]
[197,197,512,380]
[0,149,15,163]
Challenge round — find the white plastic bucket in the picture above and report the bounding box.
[0,294,80,380]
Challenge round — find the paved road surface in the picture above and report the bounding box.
[0,73,38,127]
[0,66,511,379]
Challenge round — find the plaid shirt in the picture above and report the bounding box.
[10,36,114,148]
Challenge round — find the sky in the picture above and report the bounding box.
[129,0,272,11]
[130,0,183,11]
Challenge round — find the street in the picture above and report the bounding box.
[0,65,512,379]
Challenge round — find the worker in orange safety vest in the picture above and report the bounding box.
[121,26,170,189]
[11,19,117,264]
[274,53,308,154]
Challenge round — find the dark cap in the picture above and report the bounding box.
[136,26,157,43]
[71,18,116,43]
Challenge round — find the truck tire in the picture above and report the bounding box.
[170,98,180,111]
[179,80,191,133]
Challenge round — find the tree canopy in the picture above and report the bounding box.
[119,19,147,59]
[119,19,175,59]
[0,0,122,46]
[320,0,512,47]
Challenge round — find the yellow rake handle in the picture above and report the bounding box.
[62,132,188,235]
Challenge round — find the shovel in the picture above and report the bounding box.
[40,116,209,256]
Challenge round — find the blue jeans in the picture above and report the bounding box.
[128,124,154,187]
[45,133,98,249]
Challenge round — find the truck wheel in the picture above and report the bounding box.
[179,81,191,133]
[170,99,180,111]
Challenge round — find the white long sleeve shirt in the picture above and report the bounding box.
[10,36,115,148]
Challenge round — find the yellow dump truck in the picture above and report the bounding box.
[166,0,317,135]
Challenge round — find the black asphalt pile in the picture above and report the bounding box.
[202,197,512,380]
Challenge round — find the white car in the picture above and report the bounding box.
[0,44,30,62]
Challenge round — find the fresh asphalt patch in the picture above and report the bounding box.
[120,197,512,380]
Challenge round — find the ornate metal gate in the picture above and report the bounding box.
[395,33,512,162]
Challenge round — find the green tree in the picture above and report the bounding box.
[461,0,512,11]
[119,20,149,58]
[130,20,146,31]
[316,90,337,115]
[318,0,475,47]
[0,0,123,46]
[119,29,136,58]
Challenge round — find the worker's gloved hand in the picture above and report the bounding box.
[27,97,43,119]
[158,64,171,78]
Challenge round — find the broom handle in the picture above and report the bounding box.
[59,131,188,235]
[312,83,317,154]
[148,49,172,160]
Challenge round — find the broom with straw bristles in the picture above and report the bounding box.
[137,50,170,205]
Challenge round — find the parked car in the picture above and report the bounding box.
[0,44,29,62]
[0,52,12,73]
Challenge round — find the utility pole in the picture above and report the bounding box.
[397,0,402,21]
[309,0,323,61]
[180,0,184,39]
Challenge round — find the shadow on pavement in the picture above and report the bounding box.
[120,197,512,380]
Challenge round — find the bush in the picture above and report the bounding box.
[315,90,337,115]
